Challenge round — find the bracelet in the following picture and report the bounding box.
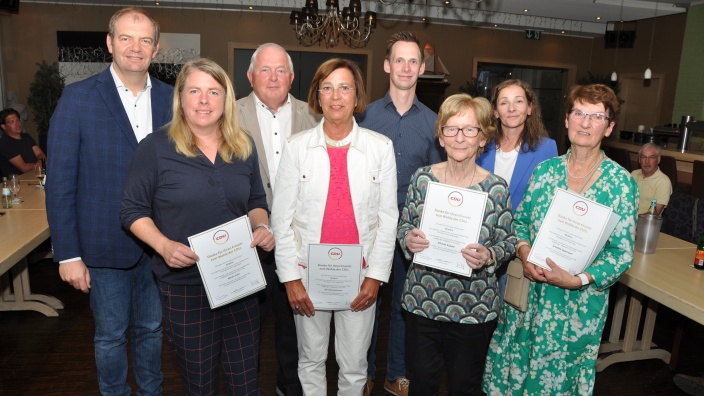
[515,241,530,251]
[254,224,272,234]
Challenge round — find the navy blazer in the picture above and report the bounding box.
[46,67,173,268]
[476,137,558,212]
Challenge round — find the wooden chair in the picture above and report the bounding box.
[690,160,704,199]
[658,155,678,187]
[608,147,632,172]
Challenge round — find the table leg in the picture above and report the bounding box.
[608,284,628,343]
[0,258,61,317]
[597,290,671,371]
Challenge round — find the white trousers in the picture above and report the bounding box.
[294,304,376,396]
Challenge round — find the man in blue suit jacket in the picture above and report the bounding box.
[46,7,172,395]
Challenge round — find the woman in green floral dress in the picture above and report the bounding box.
[482,84,639,395]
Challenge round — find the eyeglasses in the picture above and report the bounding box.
[639,155,659,161]
[318,85,356,97]
[441,125,482,138]
[569,109,610,124]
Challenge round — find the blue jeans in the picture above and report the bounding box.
[367,245,408,382]
[89,255,163,396]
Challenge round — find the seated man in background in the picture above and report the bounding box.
[631,142,672,215]
[0,108,45,177]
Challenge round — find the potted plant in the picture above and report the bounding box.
[458,78,486,99]
[27,61,65,153]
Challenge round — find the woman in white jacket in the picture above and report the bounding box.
[271,58,398,395]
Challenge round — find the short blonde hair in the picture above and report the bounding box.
[168,58,251,162]
[436,93,496,155]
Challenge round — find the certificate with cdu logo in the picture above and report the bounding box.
[188,215,267,309]
[527,188,621,275]
[307,244,363,310]
[413,181,488,277]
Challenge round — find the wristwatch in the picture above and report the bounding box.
[577,273,590,288]
[485,249,495,267]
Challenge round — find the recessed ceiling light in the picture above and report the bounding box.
[561,30,565,34]
[523,9,529,12]
[248,6,254,9]
[155,1,160,5]
[596,16,601,20]
[444,0,450,4]
[494,24,498,27]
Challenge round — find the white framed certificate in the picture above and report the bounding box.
[527,188,621,275]
[413,181,488,277]
[307,244,363,310]
[188,215,266,309]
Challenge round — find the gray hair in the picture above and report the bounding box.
[248,43,294,74]
[639,142,662,157]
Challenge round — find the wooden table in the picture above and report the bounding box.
[0,173,62,317]
[597,233,701,371]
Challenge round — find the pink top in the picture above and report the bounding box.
[320,148,361,265]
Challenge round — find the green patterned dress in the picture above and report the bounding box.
[482,152,639,395]
[398,166,516,323]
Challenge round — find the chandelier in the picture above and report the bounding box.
[290,0,377,48]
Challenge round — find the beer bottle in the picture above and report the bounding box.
[695,233,704,270]
[647,199,657,215]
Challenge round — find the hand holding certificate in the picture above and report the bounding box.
[527,188,620,275]
[413,181,488,277]
[188,215,267,309]
[307,244,363,310]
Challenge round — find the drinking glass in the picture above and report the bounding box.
[8,173,22,204]
[35,163,45,189]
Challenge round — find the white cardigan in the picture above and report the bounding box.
[271,119,398,286]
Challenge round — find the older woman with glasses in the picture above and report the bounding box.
[483,84,639,395]
[398,93,516,395]
[271,58,397,395]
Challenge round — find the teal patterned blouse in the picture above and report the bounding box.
[398,166,516,324]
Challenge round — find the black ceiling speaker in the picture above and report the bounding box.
[0,0,19,13]
[605,30,636,48]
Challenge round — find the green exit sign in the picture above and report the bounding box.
[525,30,541,40]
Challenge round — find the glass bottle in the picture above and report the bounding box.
[2,177,12,209]
[694,233,704,270]
[647,199,657,215]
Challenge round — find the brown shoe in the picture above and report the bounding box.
[383,377,409,396]
[674,374,704,396]
[363,378,374,396]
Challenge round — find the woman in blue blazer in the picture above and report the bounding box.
[476,79,557,297]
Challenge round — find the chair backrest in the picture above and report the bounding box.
[691,160,704,199]
[608,147,632,172]
[658,155,678,187]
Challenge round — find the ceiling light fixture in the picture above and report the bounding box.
[290,0,376,48]
[611,0,624,82]
[644,0,658,80]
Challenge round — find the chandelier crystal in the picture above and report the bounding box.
[290,0,376,48]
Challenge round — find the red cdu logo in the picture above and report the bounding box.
[572,201,588,216]
[213,230,229,244]
[328,248,343,260]
[448,191,464,207]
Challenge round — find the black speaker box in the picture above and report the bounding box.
[605,30,636,48]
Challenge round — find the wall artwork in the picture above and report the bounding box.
[57,31,200,86]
